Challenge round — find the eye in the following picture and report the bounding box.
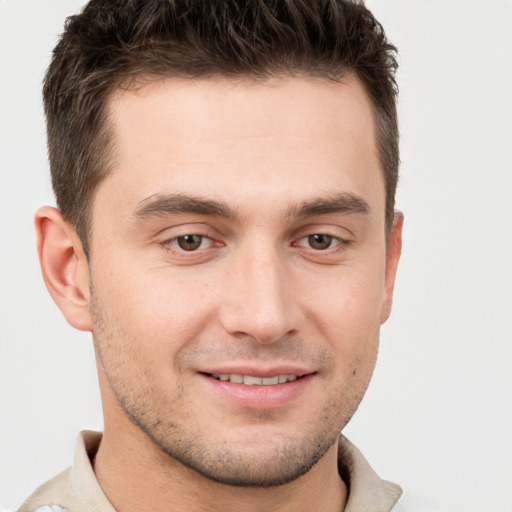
[297,233,341,251]
[170,234,211,251]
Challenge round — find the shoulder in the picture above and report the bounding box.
[16,469,74,512]
[15,431,114,512]
[18,508,71,512]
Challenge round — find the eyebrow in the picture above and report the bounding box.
[287,192,371,219]
[134,193,241,221]
[133,191,370,224]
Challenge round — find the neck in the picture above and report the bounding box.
[94,420,347,512]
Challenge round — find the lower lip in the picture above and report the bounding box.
[199,374,314,409]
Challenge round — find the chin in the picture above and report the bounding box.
[159,431,339,488]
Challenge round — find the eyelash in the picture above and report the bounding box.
[160,232,349,258]
[294,233,348,252]
[160,234,217,255]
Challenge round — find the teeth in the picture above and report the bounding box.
[244,375,262,385]
[210,373,300,385]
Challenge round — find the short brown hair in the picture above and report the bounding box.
[44,0,399,253]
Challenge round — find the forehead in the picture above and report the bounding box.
[98,75,383,220]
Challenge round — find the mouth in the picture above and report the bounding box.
[198,370,315,409]
[203,372,306,386]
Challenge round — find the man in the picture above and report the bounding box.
[18,0,403,510]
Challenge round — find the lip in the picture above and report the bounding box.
[199,365,313,378]
[197,366,316,410]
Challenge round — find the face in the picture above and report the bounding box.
[87,75,400,486]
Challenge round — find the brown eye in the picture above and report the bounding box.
[307,234,334,250]
[176,234,204,251]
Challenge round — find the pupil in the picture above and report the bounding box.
[178,235,202,251]
[309,234,332,250]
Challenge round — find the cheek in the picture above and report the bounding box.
[300,266,383,373]
[303,264,385,331]
[91,263,219,361]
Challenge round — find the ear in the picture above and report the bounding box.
[35,206,93,331]
[380,211,404,324]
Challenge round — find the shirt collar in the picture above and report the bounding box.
[337,434,402,511]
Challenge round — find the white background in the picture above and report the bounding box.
[0,1,511,510]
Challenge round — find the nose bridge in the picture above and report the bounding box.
[219,238,299,343]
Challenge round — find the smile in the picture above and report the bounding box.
[208,373,300,385]
[199,370,315,409]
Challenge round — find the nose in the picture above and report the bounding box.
[219,244,302,344]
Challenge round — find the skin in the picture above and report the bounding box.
[36,74,403,512]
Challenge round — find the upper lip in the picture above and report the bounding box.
[198,366,314,378]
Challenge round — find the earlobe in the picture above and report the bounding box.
[35,206,93,331]
[380,211,404,324]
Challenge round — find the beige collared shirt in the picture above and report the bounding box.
[18,431,402,512]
